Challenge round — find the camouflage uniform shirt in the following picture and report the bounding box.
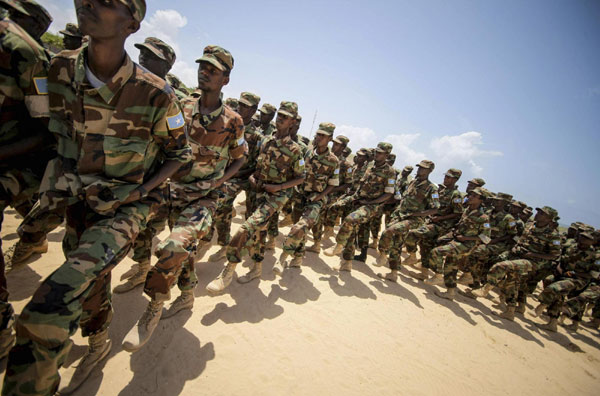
[255,135,305,184]
[356,161,396,200]
[303,146,339,195]
[394,178,440,217]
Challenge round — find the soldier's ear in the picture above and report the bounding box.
[126,19,140,35]
[222,74,230,86]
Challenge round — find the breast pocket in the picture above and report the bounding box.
[103,136,148,184]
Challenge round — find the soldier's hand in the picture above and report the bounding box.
[264,184,279,194]
[455,235,467,242]
[121,188,142,205]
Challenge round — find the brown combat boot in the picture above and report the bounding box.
[273,252,289,276]
[424,273,444,286]
[208,246,227,262]
[435,287,456,301]
[369,237,378,249]
[582,318,600,329]
[536,317,558,332]
[324,244,343,257]
[516,302,526,314]
[471,283,493,298]
[238,261,262,283]
[533,303,548,317]
[122,299,164,352]
[378,269,398,283]
[306,239,321,253]
[206,262,237,294]
[335,259,352,272]
[265,237,276,251]
[162,289,194,319]
[57,329,112,395]
[563,320,580,332]
[279,215,293,227]
[4,238,48,272]
[457,272,473,286]
[323,226,335,240]
[114,260,150,293]
[288,256,303,268]
[373,251,388,267]
[493,305,516,321]
[402,252,419,268]
[413,267,429,280]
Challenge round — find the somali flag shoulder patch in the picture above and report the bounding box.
[299,159,305,166]
[552,240,561,246]
[347,168,353,173]
[167,111,185,130]
[33,77,48,95]
[334,168,340,174]
[388,179,396,185]
[238,137,246,146]
[484,223,490,228]
[432,193,439,199]
[509,221,516,227]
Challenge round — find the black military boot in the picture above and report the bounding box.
[354,247,368,262]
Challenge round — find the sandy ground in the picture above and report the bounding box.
[1,196,599,396]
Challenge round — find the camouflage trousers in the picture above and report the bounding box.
[430,240,482,288]
[227,189,291,263]
[282,195,326,258]
[212,178,255,246]
[131,199,170,264]
[145,193,219,300]
[377,217,423,269]
[467,243,512,286]
[3,194,161,396]
[0,167,41,219]
[538,277,589,319]
[486,258,537,307]
[564,283,600,321]
[408,222,454,270]
[333,198,380,260]
[357,206,383,249]
[323,193,346,228]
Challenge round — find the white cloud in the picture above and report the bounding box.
[430,131,502,175]
[383,133,426,165]
[170,60,197,89]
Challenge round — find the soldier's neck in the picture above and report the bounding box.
[199,90,221,115]
[86,38,127,83]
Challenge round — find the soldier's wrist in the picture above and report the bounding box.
[136,185,148,198]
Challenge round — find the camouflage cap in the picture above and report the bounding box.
[259,103,277,115]
[195,45,234,72]
[493,192,513,202]
[376,142,393,154]
[470,187,491,199]
[577,223,595,233]
[444,168,462,179]
[416,159,435,170]
[1,0,52,29]
[388,153,396,161]
[135,37,176,67]
[316,122,336,136]
[333,135,349,145]
[403,165,414,173]
[468,178,486,187]
[343,146,352,156]
[59,23,82,38]
[224,97,239,109]
[278,101,298,118]
[535,206,559,220]
[296,115,303,122]
[579,231,596,242]
[239,91,261,107]
[300,135,310,145]
[357,148,369,156]
[117,0,146,23]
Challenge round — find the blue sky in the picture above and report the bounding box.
[40,0,600,227]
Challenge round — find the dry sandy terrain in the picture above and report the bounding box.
[1,197,599,396]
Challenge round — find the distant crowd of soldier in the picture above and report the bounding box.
[1,1,599,395]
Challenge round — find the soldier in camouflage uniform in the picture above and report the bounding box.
[166,72,191,99]
[275,123,339,272]
[208,91,262,261]
[324,142,396,273]
[224,97,239,112]
[113,36,181,294]
[532,231,598,332]
[423,187,491,301]
[375,160,440,282]
[206,101,305,294]
[257,102,276,136]
[123,45,245,352]
[58,22,82,50]
[0,0,52,360]
[1,0,59,273]
[472,207,562,322]
[2,2,194,395]
[459,192,518,291]
[265,113,308,248]
[396,165,414,197]
[407,168,463,279]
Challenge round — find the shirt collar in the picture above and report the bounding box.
[193,98,224,127]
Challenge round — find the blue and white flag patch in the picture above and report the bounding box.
[347,168,353,173]
[509,221,516,227]
[453,198,462,203]
[334,168,340,174]
[484,223,490,228]
[237,137,246,146]
[33,77,48,95]
[388,179,395,185]
[552,240,561,246]
[299,159,305,166]
[432,193,439,199]
[167,112,185,130]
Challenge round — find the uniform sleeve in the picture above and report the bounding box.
[228,115,247,160]
[504,214,518,237]
[153,99,192,163]
[547,232,562,260]
[11,39,50,119]
[292,150,305,179]
[427,184,441,210]
[479,214,492,243]
[328,164,340,186]
[384,175,396,194]
[450,190,464,214]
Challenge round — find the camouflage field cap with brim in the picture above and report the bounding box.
[296,114,303,122]
[469,187,491,199]
[416,159,435,170]
[239,92,260,107]
[376,142,393,154]
[493,192,513,202]
[403,165,414,173]
[333,135,349,145]
[467,178,486,187]
[535,206,559,220]
[259,103,276,115]
[316,122,336,136]
[1,0,52,29]
[59,23,82,38]
[444,168,462,179]
[300,135,310,145]
[224,97,238,108]
[278,101,298,118]
[389,153,397,160]
[195,45,234,72]
[579,231,596,242]
[117,0,146,23]
[135,36,176,67]
[357,148,369,156]
[343,146,352,155]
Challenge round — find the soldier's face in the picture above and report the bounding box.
[534,210,551,226]
[139,48,170,78]
[238,103,257,124]
[197,61,229,92]
[75,0,139,40]
[467,193,482,207]
[374,151,387,163]
[275,112,295,134]
[314,133,330,149]
[289,120,300,135]
[63,35,83,50]
[416,166,431,179]
[332,142,344,156]
[260,111,275,125]
[443,175,457,187]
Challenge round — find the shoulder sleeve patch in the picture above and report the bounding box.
[432,193,439,199]
[299,159,305,166]
[509,221,516,227]
[552,240,561,246]
[33,77,48,95]
[453,198,462,203]
[237,137,246,146]
[484,223,491,228]
[347,168,353,173]
[388,179,395,185]
[334,168,340,174]
[167,111,185,130]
